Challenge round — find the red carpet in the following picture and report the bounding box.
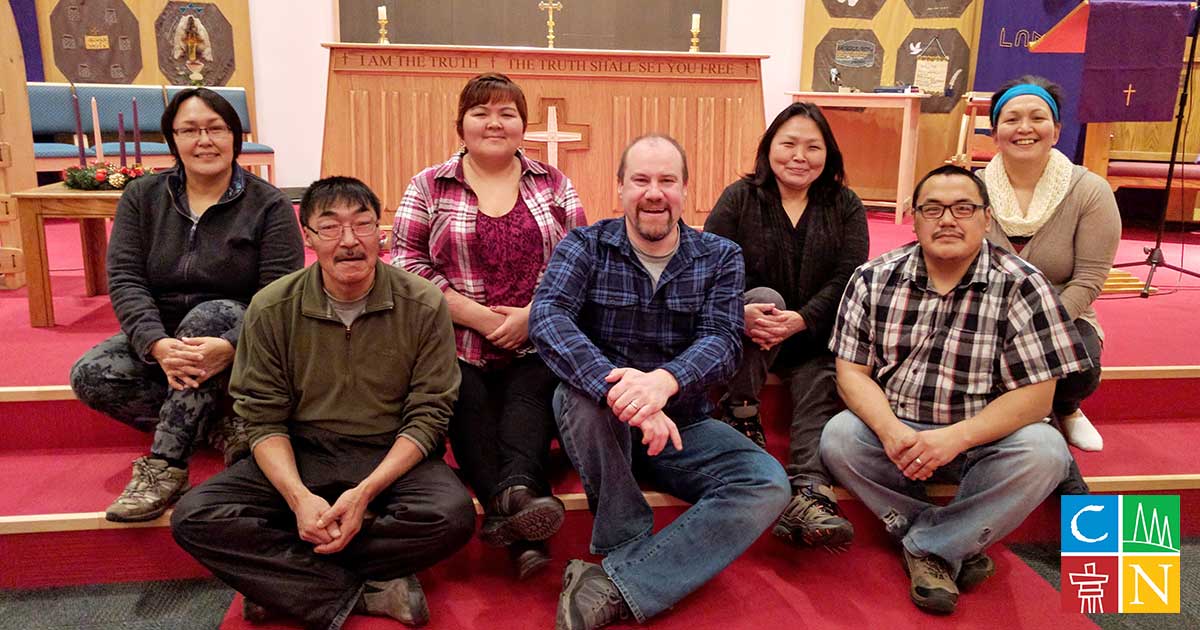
[216,510,1099,630]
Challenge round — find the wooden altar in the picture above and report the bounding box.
[320,44,767,226]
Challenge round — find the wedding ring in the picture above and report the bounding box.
[630,399,641,409]
[915,457,923,465]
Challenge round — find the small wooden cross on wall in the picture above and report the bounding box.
[1124,83,1137,107]
[539,1,563,48]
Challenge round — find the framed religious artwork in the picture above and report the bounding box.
[154,1,236,86]
[49,0,142,84]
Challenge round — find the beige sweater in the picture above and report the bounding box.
[986,166,1121,341]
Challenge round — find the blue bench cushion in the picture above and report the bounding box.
[87,141,173,157]
[241,141,274,154]
[34,142,85,158]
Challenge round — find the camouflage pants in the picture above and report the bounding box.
[70,299,247,462]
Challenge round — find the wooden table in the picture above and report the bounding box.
[14,183,121,327]
[786,91,929,223]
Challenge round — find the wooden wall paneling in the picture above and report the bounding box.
[322,45,766,227]
[2,2,38,289]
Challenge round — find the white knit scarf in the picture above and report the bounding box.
[983,148,1074,237]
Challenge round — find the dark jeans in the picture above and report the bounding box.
[722,287,843,489]
[70,299,246,462]
[1054,319,1103,416]
[554,385,790,622]
[171,425,475,630]
[448,354,559,503]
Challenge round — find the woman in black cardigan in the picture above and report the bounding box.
[704,101,868,550]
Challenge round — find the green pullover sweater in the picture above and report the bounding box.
[230,261,460,456]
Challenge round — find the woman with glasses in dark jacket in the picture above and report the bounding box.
[70,88,304,523]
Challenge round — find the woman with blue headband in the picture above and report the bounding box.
[983,75,1120,466]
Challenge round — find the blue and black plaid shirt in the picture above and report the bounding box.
[530,218,745,423]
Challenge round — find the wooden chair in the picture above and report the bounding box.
[948,92,996,170]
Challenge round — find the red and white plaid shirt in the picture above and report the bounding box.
[831,241,1094,425]
[391,150,587,366]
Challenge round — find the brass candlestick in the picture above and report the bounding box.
[690,28,700,53]
[539,0,562,49]
[378,18,390,44]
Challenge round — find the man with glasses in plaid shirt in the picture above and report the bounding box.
[530,135,790,630]
[820,164,1094,615]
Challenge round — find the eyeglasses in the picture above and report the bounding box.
[305,220,379,241]
[914,203,986,220]
[173,125,232,140]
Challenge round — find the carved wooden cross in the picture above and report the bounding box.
[1123,83,1137,107]
[523,99,589,168]
[539,1,563,48]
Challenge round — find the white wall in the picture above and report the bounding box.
[248,0,335,188]
[724,0,805,123]
[247,1,804,186]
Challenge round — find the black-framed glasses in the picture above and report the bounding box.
[305,220,379,241]
[173,125,232,140]
[914,203,986,220]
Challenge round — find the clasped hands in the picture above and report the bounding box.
[484,304,530,351]
[294,485,371,554]
[151,336,235,390]
[882,423,967,481]
[745,303,806,351]
[605,367,682,456]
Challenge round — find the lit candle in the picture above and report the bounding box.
[71,89,86,166]
[117,112,127,167]
[378,5,386,20]
[692,13,700,31]
[90,97,104,162]
[131,97,142,165]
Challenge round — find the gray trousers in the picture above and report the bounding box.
[70,299,246,462]
[722,287,843,489]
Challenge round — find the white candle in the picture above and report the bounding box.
[378,5,386,20]
[692,13,700,31]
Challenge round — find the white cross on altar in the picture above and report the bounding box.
[523,105,583,168]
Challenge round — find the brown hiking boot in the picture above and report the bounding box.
[105,456,189,522]
[510,540,552,581]
[480,485,565,547]
[209,414,252,466]
[902,548,959,614]
[772,485,854,547]
[556,560,632,630]
[719,406,767,449]
[957,552,996,592]
[362,575,430,627]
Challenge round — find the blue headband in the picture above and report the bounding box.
[991,84,1060,125]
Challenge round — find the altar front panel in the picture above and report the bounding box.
[321,44,767,227]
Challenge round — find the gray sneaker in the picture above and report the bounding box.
[105,456,189,522]
[901,548,959,614]
[556,560,632,630]
[956,552,996,592]
[362,575,430,627]
[772,485,855,548]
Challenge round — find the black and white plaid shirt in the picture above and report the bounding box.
[830,241,1094,425]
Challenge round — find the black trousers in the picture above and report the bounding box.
[171,425,475,630]
[448,354,559,504]
[1054,319,1103,416]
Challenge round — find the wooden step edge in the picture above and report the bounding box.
[1,365,1198,403]
[5,476,1197,536]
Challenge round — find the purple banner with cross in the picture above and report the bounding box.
[973,0,1087,160]
[1078,0,1192,122]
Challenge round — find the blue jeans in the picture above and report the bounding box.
[820,410,1070,578]
[554,384,789,622]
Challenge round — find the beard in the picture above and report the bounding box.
[631,207,677,242]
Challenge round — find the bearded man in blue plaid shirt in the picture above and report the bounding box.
[821,164,1094,615]
[530,135,790,630]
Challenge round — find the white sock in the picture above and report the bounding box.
[1061,410,1104,452]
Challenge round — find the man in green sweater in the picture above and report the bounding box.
[171,177,474,630]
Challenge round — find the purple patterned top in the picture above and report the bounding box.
[476,197,542,363]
